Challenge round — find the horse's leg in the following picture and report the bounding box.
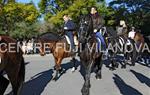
[0,62,5,73]
[95,55,103,80]
[109,55,117,70]
[6,58,25,95]
[0,75,9,95]
[81,62,92,95]
[71,57,77,72]
[16,58,25,95]
[131,49,137,66]
[7,69,19,95]
[53,58,62,81]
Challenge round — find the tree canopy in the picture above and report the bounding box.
[109,0,150,32]
[0,0,149,39]
[0,0,40,38]
[39,0,112,26]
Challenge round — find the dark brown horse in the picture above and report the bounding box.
[0,35,25,95]
[37,32,78,80]
[78,14,103,95]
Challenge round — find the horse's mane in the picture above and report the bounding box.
[38,32,61,41]
[80,14,93,36]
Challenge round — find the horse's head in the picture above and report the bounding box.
[78,14,93,43]
[101,27,117,46]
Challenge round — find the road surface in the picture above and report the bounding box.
[4,54,150,95]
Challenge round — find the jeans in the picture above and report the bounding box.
[95,31,106,50]
[65,31,75,50]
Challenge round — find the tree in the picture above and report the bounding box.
[109,0,150,35]
[39,0,113,27]
[0,1,40,36]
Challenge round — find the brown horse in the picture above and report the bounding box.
[134,31,145,53]
[0,35,25,95]
[133,31,150,65]
[37,32,78,80]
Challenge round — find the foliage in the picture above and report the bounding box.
[38,0,113,27]
[109,0,150,35]
[0,1,40,38]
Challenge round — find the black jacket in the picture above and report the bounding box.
[64,20,76,32]
[90,13,104,31]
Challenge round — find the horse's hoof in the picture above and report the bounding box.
[52,76,57,81]
[121,65,126,69]
[81,87,90,95]
[52,78,57,81]
[115,64,119,68]
[71,67,75,72]
[131,63,135,66]
[95,75,102,80]
[109,67,116,71]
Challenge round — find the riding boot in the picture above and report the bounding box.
[0,75,9,95]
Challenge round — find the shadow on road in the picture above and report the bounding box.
[113,74,143,95]
[55,59,80,81]
[20,69,53,95]
[130,70,150,87]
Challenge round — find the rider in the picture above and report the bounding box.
[117,20,128,37]
[63,14,76,53]
[89,6,106,52]
[128,27,136,39]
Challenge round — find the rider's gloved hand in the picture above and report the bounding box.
[94,29,97,33]
[64,27,68,30]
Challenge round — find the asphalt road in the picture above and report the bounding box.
[4,54,150,95]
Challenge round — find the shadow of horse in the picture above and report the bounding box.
[25,62,30,66]
[20,69,53,95]
[55,59,80,81]
[130,70,150,87]
[136,60,150,68]
[113,74,143,95]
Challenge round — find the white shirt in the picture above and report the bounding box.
[128,31,136,39]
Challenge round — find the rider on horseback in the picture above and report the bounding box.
[89,6,107,55]
[117,20,128,37]
[128,27,136,39]
[63,14,76,53]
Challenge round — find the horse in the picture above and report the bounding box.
[0,35,25,95]
[131,30,149,65]
[37,31,78,81]
[78,14,103,95]
[102,27,137,70]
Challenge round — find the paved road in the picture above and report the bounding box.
[4,54,150,95]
